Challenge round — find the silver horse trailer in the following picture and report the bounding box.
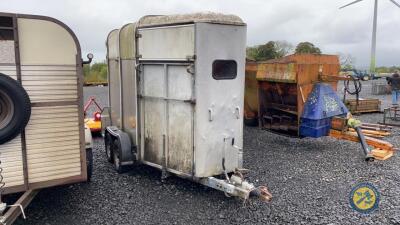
[103,13,270,201]
[0,12,93,223]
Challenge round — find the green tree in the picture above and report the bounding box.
[295,42,321,54]
[275,40,294,58]
[83,62,108,84]
[246,40,293,61]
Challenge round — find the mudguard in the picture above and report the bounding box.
[106,126,134,164]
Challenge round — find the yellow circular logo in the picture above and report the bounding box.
[350,183,380,214]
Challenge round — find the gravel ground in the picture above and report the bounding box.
[14,81,400,225]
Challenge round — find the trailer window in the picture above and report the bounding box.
[0,17,13,27]
[0,17,15,64]
[0,16,14,41]
[212,60,237,80]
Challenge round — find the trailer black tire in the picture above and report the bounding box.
[0,73,31,145]
[86,148,93,182]
[113,139,125,174]
[104,133,113,163]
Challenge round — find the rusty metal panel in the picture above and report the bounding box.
[252,54,341,136]
[256,63,297,83]
[244,62,259,119]
[138,25,195,60]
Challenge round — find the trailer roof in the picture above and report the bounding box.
[137,12,245,27]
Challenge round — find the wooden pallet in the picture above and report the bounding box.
[345,98,381,114]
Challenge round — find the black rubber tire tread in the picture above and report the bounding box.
[104,133,113,163]
[113,139,126,174]
[86,148,93,182]
[0,73,31,145]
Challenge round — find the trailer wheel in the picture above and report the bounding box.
[86,148,93,182]
[0,74,31,145]
[104,133,113,163]
[113,139,125,174]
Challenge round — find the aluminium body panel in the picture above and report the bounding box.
[194,23,246,177]
[107,29,122,129]
[138,25,195,60]
[120,23,138,146]
[139,63,194,175]
[109,17,246,179]
[0,13,87,194]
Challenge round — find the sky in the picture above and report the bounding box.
[1,0,400,67]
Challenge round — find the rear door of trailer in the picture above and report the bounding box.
[138,24,195,177]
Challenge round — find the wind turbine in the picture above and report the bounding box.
[340,0,400,74]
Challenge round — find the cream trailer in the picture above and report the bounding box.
[0,12,93,223]
[103,13,270,201]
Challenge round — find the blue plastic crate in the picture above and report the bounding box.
[299,124,332,138]
[300,118,332,128]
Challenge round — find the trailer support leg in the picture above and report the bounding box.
[0,189,39,225]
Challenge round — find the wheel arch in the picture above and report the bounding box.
[105,126,134,163]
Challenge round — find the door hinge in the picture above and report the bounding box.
[184,98,196,105]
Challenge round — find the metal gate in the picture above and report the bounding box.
[139,62,194,176]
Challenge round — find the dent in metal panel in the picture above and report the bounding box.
[138,25,195,60]
[194,23,246,178]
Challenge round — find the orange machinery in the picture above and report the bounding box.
[245,54,341,136]
[244,54,396,160]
